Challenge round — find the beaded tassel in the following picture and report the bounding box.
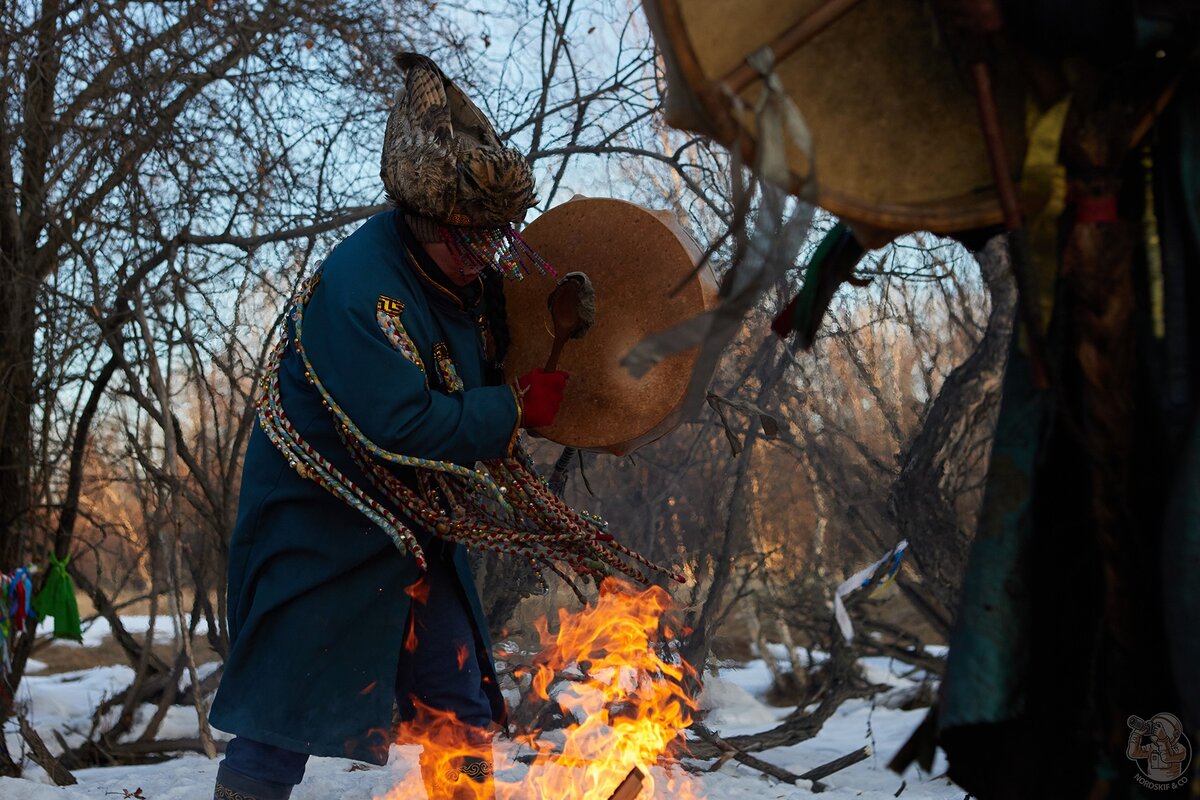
[440,224,557,281]
[254,270,683,587]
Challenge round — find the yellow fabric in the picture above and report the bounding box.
[1020,98,1071,336]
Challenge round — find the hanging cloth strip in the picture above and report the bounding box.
[8,568,34,631]
[832,540,909,641]
[0,572,9,674]
[33,552,82,642]
[256,271,683,587]
[1,566,38,675]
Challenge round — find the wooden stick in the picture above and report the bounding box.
[970,63,1022,231]
[798,745,872,782]
[545,332,568,372]
[691,724,870,791]
[692,724,804,784]
[722,0,867,94]
[608,766,645,800]
[1128,77,1181,151]
[969,61,1050,389]
[18,715,77,786]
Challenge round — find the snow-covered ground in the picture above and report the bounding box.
[1,627,962,799]
[39,614,212,652]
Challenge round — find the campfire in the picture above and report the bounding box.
[380,579,704,799]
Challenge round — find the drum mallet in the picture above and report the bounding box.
[544,272,594,497]
[544,271,595,372]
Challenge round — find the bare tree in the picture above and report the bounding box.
[0,0,411,766]
[0,0,1019,779]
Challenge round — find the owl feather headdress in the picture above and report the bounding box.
[382,53,537,229]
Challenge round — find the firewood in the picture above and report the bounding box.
[690,724,871,792]
[607,767,644,800]
[691,724,803,784]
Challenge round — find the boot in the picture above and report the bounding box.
[213,762,294,800]
[419,747,494,799]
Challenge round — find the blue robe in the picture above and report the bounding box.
[209,210,519,764]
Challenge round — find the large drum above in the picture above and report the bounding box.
[643,0,1029,239]
[504,197,717,455]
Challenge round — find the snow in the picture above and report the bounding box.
[66,615,212,650]
[696,677,783,730]
[689,659,958,799]
[1,645,962,799]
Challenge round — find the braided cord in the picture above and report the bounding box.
[290,283,511,511]
[254,270,683,585]
[257,335,429,570]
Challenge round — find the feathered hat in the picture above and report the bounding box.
[381,53,552,279]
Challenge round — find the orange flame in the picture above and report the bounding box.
[378,578,704,799]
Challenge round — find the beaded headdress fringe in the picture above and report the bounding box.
[441,224,557,281]
[256,271,681,589]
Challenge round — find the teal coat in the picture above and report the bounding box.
[209,211,520,763]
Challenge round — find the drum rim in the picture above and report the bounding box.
[508,197,719,455]
[651,0,1006,236]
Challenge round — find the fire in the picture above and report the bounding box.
[378,579,705,799]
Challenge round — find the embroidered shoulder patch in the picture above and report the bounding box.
[377,295,405,317]
[377,309,425,374]
[433,342,464,393]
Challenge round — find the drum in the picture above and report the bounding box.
[504,197,718,455]
[643,0,1029,240]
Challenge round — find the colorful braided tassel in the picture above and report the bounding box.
[255,271,681,588]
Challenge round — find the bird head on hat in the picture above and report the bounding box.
[381,53,554,280]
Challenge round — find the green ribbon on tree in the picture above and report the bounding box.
[32,552,82,642]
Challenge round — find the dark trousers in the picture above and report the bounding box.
[220,547,492,792]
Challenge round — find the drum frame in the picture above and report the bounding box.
[646,0,1013,237]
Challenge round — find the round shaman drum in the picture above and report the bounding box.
[504,197,717,455]
[643,0,1029,240]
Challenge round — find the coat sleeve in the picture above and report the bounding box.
[298,276,521,465]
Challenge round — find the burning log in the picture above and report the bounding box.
[606,767,645,800]
[385,579,704,799]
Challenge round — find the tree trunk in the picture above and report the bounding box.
[888,236,1017,619]
[681,344,788,686]
[0,252,40,747]
[0,259,37,567]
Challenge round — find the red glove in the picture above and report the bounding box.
[516,368,568,428]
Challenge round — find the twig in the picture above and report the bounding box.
[543,559,588,604]
[132,294,217,760]
[102,738,229,757]
[576,449,594,495]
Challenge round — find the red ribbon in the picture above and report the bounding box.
[1074,192,1119,224]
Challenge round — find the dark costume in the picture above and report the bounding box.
[210,211,515,762]
[889,4,1200,798]
[210,52,671,800]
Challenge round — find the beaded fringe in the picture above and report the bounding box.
[255,272,682,587]
[440,224,557,281]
